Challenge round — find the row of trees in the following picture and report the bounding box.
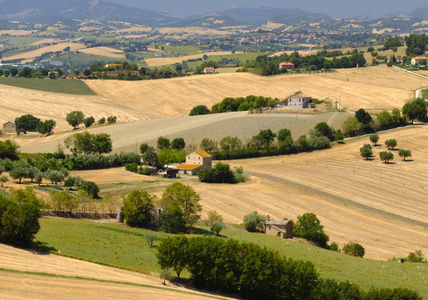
[198,123,335,160]
[241,51,366,76]
[360,135,412,163]
[66,110,117,129]
[156,236,420,300]
[64,132,112,155]
[15,114,56,135]
[122,183,202,233]
[0,67,63,79]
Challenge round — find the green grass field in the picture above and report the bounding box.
[0,77,96,95]
[36,218,428,298]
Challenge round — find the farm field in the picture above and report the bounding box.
[78,46,126,59]
[16,111,352,154]
[0,42,86,63]
[143,51,243,66]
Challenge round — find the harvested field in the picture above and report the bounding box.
[0,243,232,300]
[158,27,234,35]
[0,30,36,36]
[0,42,85,63]
[30,38,62,45]
[17,111,352,153]
[79,46,126,59]
[144,51,242,66]
[85,65,426,114]
[208,125,428,260]
[0,84,143,133]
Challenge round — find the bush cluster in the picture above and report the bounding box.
[157,236,421,300]
[0,188,42,247]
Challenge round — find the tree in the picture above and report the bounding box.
[277,128,292,142]
[15,114,41,134]
[398,149,412,161]
[402,99,427,123]
[10,68,18,76]
[360,144,373,160]
[171,138,186,150]
[92,133,112,154]
[107,116,117,124]
[145,232,159,248]
[211,221,224,236]
[142,146,159,167]
[44,170,64,185]
[198,162,236,183]
[160,268,172,285]
[19,67,32,78]
[37,119,56,135]
[315,122,335,141]
[355,109,372,127]
[156,236,189,278]
[252,129,276,149]
[385,139,397,150]
[294,212,329,248]
[160,182,202,227]
[140,143,149,154]
[243,211,265,232]
[200,138,218,153]
[83,69,92,76]
[98,117,106,124]
[219,136,242,153]
[157,136,170,149]
[0,140,19,160]
[122,190,156,228]
[0,175,8,187]
[342,242,365,257]
[74,70,80,76]
[189,105,211,116]
[379,151,394,163]
[334,130,344,142]
[84,116,95,128]
[66,111,85,129]
[369,133,379,146]
[206,210,223,226]
[9,167,28,183]
[80,181,99,198]
[407,250,425,262]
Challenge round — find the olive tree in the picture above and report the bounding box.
[369,133,379,146]
[379,151,394,163]
[66,111,85,129]
[360,144,373,160]
[385,139,397,150]
[398,149,412,161]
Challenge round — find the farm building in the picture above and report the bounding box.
[411,56,428,66]
[279,62,295,70]
[204,67,215,74]
[265,218,293,238]
[2,121,15,134]
[176,150,212,175]
[288,93,312,109]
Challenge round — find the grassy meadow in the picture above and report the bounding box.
[0,77,96,95]
[36,218,428,298]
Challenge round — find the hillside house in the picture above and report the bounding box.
[2,121,15,134]
[265,218,293,238]
[288,93,312,109]
[204,67,215,74]
[279,62,295,70]
[411,56,428,66]
[176,150,212,175]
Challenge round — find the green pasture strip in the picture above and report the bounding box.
[0,77,96,95]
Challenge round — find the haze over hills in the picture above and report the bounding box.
[0,0,426,27]
[0,0,181,26]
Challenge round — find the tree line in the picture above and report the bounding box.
[157,235,421,300]
[240,51,366,76]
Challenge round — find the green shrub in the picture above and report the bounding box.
[342,242,365,257]
[243,211,265,232]
[211,221,224,235]
[198,162,236,183]
[80,181,99,198]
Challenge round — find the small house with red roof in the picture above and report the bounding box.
[279,62,295,70]
[176,150,212,175]
[204,67,215,74]
[411,56,428,66]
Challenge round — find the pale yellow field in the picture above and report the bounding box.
[79,46,126,59]
[143,51,242,66]
[0,30,36,36]
[158,27,235,35]
[0,243,232,300]
[257,22,285,30]
[1,42,85,63]
[30,38,62,45]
